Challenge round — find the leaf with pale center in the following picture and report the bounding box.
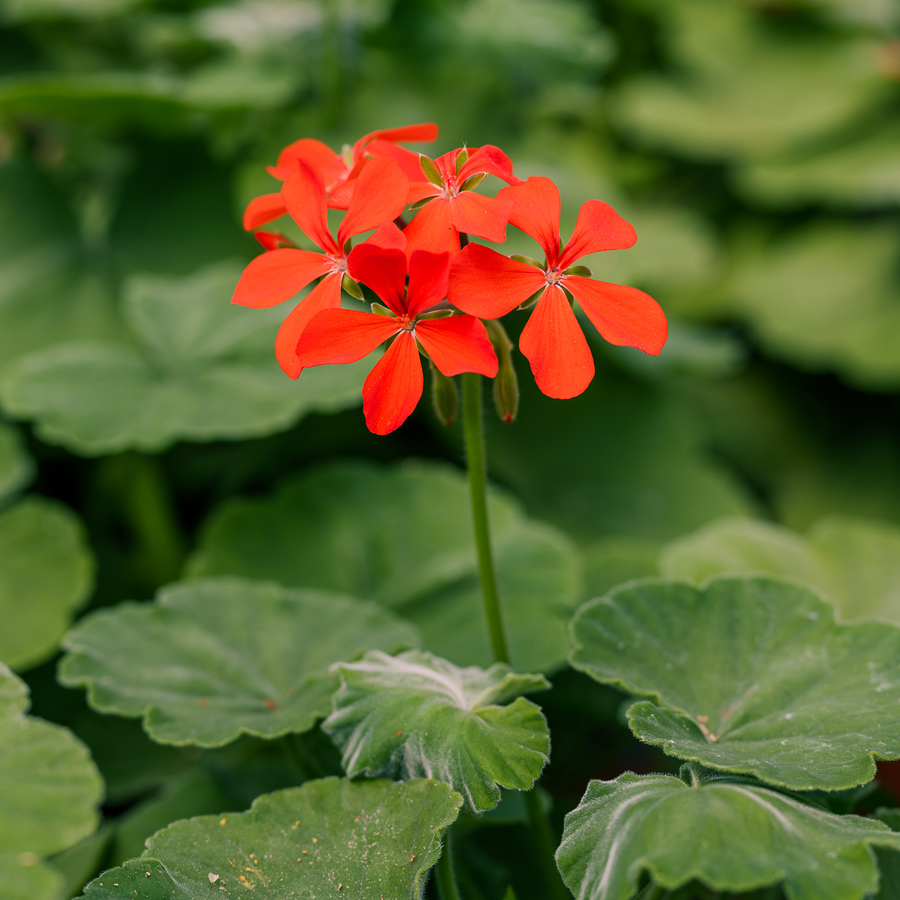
[188,460,583,672]
[78,777,461,900]
[324,650,550,813]
[0,261,374,455]
[59,577,419,747]
[0,664,102,900]
[556,770,900,900]
[569,575,900,790]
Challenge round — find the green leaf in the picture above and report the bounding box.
[0,422,33,505]
[556,770,900,900]
[660,515,900,624]
[0,261,375,454]
[324,650,550,813]
[0,664,102,900]
[78,777,461,900]
[187,460,584,672]
[569,575,900,790]
[59,577,419,747]
[0,496,94,670]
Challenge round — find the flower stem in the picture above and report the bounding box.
[523,791,570,900]
[461,372,510,666]
[435,828,463,900]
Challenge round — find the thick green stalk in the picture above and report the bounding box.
[461,372,510,665]
[435,829,463,900]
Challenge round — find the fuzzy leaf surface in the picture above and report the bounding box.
[59,577,419,747]
[556,771,900,900]
[78,777,461,900]
[188,460,583,672]
[324,650,550,812]
[0,665,102,900]
[569,575,900,790]
[661,515,900,625]
[0,497,94,670]
[0,262,373,455]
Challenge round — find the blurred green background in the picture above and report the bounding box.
[2,0,900,895]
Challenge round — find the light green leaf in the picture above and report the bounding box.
[0,262,374,454]
[59,577,419,747]
[556,770,900,900]
[0,496,94,670]
[0,664,102,900]
[187,460,584,672]
[661,515,900,624]
[78,777,461,900]
[0,422,33,505]
[569,575,900,790]
[729,222,900,390]
[324,650,550,813]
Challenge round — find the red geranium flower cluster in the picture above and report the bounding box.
[233,123,668,434]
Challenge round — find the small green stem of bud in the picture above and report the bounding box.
[430,362,458,426]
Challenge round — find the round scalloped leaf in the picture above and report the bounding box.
[660,515,900,624]
[0,422,33,505]
[0,261,373,455]
[59,577,419,747]
[0,496,94,670]
[187,460,583,673]
[0,664,102,900]
[569,575,900,790]
[324,650,550,813]
[78,777,461,900]
[556,771,900,900]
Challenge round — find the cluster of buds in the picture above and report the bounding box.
[233,123,668,434]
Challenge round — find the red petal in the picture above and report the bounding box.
[282,160,339,254]
[403,199,459,257]
[363,220,407,252]
[459,145,523,185]
[559,200,637,269]
[448,244,545,319]
[449,191,514,244]
[232,249,328,309]
[362,332,424,435]
[502,177,561,265]
[367,141,434,183]
[416,316,498,378]
[406,250,450,317]
[268,138,346,184]
[347,244,407,313]
[326,181,355,210]
[243,193,287,231]
[355,123,439,157]
[519,285,594,399]
[296,308,400,367]
[274,274,342,378]
[337,157,409,246]
[406,181,441,204]
[565,276,668,354]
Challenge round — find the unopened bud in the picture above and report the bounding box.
[430,362,458,426]
[484,319,519,423]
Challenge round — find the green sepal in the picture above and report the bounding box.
[455,148,468,174]
[341,274,364,301]
[430,363,458,426]
[417,309,454,320]
[459,173,487,193]
[510,254,545,269]
[519,288,545,310]
[563,265,592,277]
[419,155,444,187]
[371,302,395,317]
[409,196,436,211]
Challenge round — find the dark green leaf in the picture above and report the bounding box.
[59,577,419,747]
[78,778,462,900]
[324,650,550,812]
[570,575,900,790]
[0,422,33,505]
[557,771,900,900]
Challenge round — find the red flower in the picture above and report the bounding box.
[243,123,438,231]
[232,156,409,378]
[448,176,668,399]
[402,145,523,257]
[295,244,498,435]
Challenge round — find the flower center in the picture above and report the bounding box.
[545,267,565,286]
[440,173,459,199]
[325,255,347,275]
[397,314,415,331]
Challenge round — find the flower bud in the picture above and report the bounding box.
[430,362,458,426]
[484,319,518,423]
